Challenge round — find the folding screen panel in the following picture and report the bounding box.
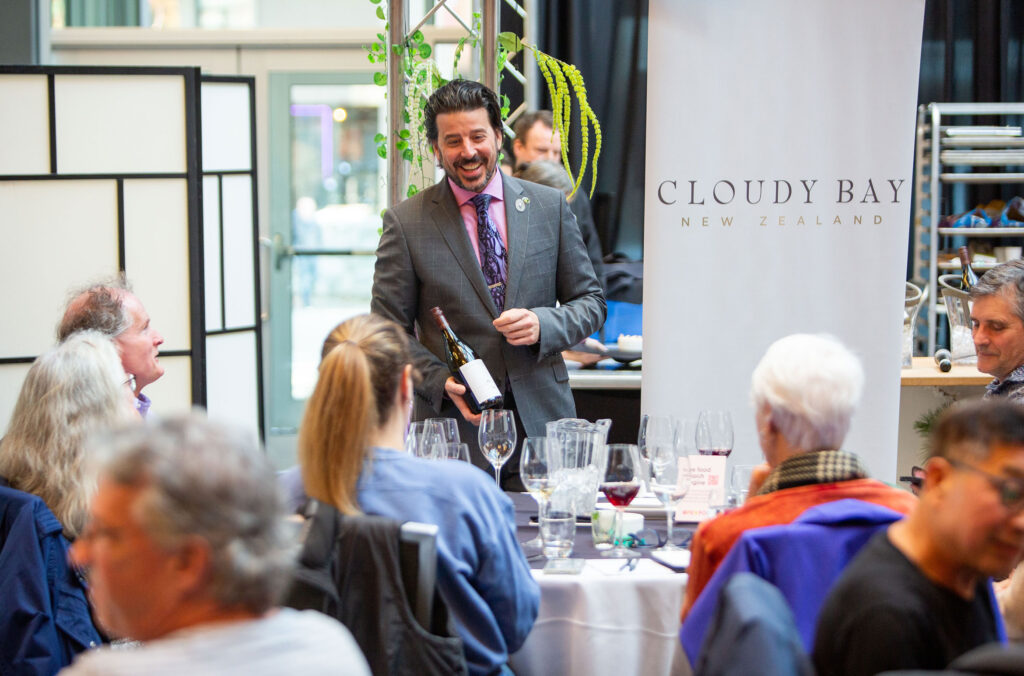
[199,76,263,434]
[0,66,264,437]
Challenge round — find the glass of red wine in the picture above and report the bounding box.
[696,410,734,457]
[600,443,642,559]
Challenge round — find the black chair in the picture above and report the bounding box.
[283,499,467,676]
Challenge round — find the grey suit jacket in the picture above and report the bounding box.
[371,173,605,437]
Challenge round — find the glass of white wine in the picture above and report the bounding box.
[520,437,554,549]
[479,409,517,487]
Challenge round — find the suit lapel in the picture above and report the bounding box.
[503,175,528,311]
[429,181,498,317]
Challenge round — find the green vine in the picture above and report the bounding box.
[498,32,601,200]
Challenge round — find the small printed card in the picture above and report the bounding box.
[674,454,727,522]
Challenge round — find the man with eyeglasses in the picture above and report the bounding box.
[970,259,1024,403]
[813,399,1024,676]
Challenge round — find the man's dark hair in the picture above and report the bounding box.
[57,274,133,342]
[512,110,554,142]
[424,79,503,144]
[970,259,1024,325]
[930,399,1024,462]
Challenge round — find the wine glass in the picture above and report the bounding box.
[520,437,554,549]
[426,417,460,444]
[406,420,444,459]
[431,441,471,462]
[479,409,517,487]
[599,443,641,559]
[638,414,675,489]
[696,410,734,457]
[649,441,691,551]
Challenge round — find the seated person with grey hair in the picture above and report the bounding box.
[814,399,1023,675]
[970,259,1024,402]
[0,331,137,674]
[58,275,165,418]
[681,333,917,619]
[62,414,370,675]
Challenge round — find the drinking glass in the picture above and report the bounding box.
[730,464,755,505]
[431,441,471,462]
[479,409,517,487]
[649,443,691,551]
[696,410,734,457]
[520,437,554,548]
[406,420,444,459]
[539,502,575,559]
[599,443,641,559]
[426,417,460,444]
[638,414,675,490]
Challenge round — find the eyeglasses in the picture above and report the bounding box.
[949,458,1024,512]
[123,374,136,392]
[623,528,693,549]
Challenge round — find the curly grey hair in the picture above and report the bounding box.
[0,331,132,538]
[750,333,864,452]
[57,274,133,342]
[514,160,574,198]
[95,413,294,614]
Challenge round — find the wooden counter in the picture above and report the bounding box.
[900,356,990,387]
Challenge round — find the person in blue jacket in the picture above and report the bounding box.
[0,331,138,674]
[298,313,540,676]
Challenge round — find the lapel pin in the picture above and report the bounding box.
[515,198,527,212]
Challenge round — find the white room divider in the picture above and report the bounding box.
[0,66,264,437]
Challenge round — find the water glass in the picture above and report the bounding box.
[539,504,575,559]
[730,464,755,505]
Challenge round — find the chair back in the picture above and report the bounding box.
[283,500,467,676]
[695,573,814,676]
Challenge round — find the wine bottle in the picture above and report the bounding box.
[429,306,503,414]
[958,246,979,290]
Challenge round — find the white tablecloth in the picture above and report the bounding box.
[510,559,689,676]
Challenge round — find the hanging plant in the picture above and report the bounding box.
[498,32,601,200]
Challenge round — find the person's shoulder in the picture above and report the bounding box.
[368,449,509,504]
[387,180,449,217]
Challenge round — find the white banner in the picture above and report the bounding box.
[643,0,925,479]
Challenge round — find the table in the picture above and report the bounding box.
[507,493,691,676]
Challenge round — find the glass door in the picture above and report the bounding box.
[268,73,386,432]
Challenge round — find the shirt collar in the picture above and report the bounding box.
[448,169,504,207]
[986,364,1024,395]
[756,449,869,495]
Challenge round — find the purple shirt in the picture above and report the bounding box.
[135,392,151,418]
[447,171,507,266]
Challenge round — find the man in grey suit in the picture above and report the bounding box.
[371,80,605,488]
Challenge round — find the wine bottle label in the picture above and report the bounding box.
[458,360,502,401]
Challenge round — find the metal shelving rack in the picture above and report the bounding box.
[915,102,1024,356]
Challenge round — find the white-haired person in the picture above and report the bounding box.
[63,413,370,675]
[0,331,138,674]
[680,333,917,619]
[297,313,539,676]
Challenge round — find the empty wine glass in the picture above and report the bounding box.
[638,414,675,489]
[406,420,444,459]
[426,417,460,444]
[520,437,554,549]
[650,443,691,551]
[600,443,641,559]
[696,410,734,458]
[432,441,471,462]
[479,409,517,487]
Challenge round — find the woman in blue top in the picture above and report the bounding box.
[298,314,540,676]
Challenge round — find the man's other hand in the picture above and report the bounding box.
[493,308,540,346]
[444,376,482,425]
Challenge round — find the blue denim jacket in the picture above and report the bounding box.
[0,482,103,675]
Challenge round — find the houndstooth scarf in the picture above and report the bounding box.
[756,449,869,496]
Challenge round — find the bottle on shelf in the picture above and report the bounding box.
[430,306,503,414]
[958,246,979,290]
[934,348,952,373]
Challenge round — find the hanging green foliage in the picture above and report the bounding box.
[498,32,601,200]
